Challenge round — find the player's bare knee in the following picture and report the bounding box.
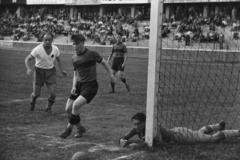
[65,102,72,114]
[72,103,81,113]
[118,72,123,78]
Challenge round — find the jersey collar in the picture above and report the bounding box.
[77,48,87,56]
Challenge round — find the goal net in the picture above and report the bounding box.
[146,0,240,150]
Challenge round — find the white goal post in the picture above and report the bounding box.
[145,0,164,147]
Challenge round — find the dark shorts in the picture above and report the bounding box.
[34,67,56,87]
[111,57,124,71]
[69,80,98,104]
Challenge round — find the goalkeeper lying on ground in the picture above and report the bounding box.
[119,112,240,147]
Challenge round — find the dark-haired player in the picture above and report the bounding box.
[59,34,116,138]
[107,35,130,93]
[25,32,67,113]
[119,112,240,147]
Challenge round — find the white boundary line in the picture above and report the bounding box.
[0,91,147,105]
[110,151,146,160]
[36,134,123,152]
[58,142,96,149]
[0,97,67,105]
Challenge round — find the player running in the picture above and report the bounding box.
[25,32,67,113]
[59,34,116,138]
[107,34,130,93]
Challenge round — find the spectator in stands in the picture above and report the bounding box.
[219,32,224,49]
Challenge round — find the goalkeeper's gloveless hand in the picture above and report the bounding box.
[119,138,128,147]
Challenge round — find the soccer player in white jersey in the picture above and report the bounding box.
[119,112,240,147]
[25,32,67,113]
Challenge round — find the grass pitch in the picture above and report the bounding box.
[0,49,240,160]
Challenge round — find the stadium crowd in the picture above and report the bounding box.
[0,5,239,46]
[0,7,144,45]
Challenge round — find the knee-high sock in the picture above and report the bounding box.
[120,78,126,84]
[111,82,115,91]
[222,130,240,138]
[31,93,37,103]
[46,95,56,109]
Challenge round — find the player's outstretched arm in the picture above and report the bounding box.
[101,59,116,84]
[119,127,139,148]
[119,138,129,147]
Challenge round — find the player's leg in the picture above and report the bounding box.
[30,67,43,111]
[212,130,240,140]
[169,127,215,144]
[159,125,173,143]
[67,96,87,136]
[71,96,87,138]
[65,99,74,117]
[198,121,225,134]
[59,96,87,139]
[44,67,57,113]
[109,69,117,93]
[118,71,130,92]
[193,131,217,143]
[59,90,79,138]
[109,57,119,93]
[221,130,240,138]
[59,81,98,138]
[45,84,56,113]
[73,81,98,138]
[30,84,41,111]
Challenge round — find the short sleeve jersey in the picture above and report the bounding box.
[111,42,127,57]
[72,48,103,82]
[30,44,60,69]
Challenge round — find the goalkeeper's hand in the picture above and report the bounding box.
[119,138,128,147]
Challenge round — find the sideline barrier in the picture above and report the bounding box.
[0,40,239,62]
[0,41,13,48]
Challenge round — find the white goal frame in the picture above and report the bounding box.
[145,0,164,147]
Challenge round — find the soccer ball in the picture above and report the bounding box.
[71,151,90,160]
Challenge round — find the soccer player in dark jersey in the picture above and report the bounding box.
[59,34,116,138]
[119,113,240,147]
[107,34,130,93]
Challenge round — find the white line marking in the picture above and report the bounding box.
[88,144,121,152]
[0,97,66,105]
[110,151,146,160]
[59,142,96,149]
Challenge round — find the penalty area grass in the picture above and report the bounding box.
[0,49,239,160]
